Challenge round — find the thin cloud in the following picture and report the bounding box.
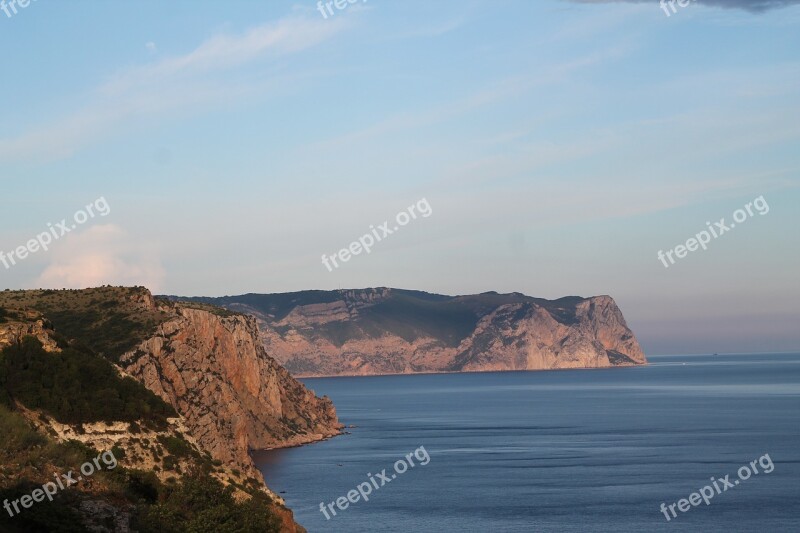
[101,16,347,95]
[0,15,349,163]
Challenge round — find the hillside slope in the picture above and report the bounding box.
[0,287,343,531]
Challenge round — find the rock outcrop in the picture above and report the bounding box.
[0,309,60,352]
[170,289,647,377]
[448,295,645,371]
[120,302,342,479]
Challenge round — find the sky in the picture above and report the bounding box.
[0,0,798,355]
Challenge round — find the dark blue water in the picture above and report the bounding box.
[254,354,800,532]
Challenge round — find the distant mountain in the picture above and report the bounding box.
[168,288,647,377]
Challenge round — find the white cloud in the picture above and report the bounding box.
[35,225,165,292]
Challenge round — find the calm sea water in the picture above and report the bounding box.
[254,354,800,532]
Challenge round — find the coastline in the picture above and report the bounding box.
[253,427,344,453]
[292,360,649,380]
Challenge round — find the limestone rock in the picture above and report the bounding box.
[120,303,342,478]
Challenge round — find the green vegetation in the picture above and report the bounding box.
[133,471,282,533]
[176,289,482,347]
[0,484,87,533]
[0,287,168,362]
[0,405,99,533]
[0,337,175,427]
[0,405,284,532]
[157,435,193,458]
[157,298,242,318]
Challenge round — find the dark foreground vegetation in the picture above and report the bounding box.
[0,338,174,427]
[0,402,283,532]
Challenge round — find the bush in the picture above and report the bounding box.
[0,485,87,532]
[0,404,47,456]
[157,435,193,458]
[111,445,126,460]
[0,337,175,426]
[124,470,161,504]
[133,471,282,533]
[162,455,178,472]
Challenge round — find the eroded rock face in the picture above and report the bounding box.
[188,289,646,377]
[0,310,60,353]
[450,296,646,372]
[120,304,342,478]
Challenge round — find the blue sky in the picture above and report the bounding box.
[1,0,799,354]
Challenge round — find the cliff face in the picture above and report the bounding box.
[449,295,645,372]
[0,288,329,532]
[120,302,342,478]
[171,289,646,377]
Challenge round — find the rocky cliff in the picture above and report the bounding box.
[119,300,342,479]
[171,288,647,377]
[0,287,344,532]
[447,295,645,372]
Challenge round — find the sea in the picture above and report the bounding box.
[253,353,800,532]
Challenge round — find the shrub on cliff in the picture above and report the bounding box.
[157,435,193,458]
[133,470,282,533]
[1,404,283,532]
[0,405,93,532]
[0,337,175,427]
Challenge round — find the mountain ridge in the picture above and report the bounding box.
[166,288,647,377]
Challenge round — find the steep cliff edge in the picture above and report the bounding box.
[171,289,646,377]
[1,290,309,531]
[120,301,342,479]
[448,295,646,372]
